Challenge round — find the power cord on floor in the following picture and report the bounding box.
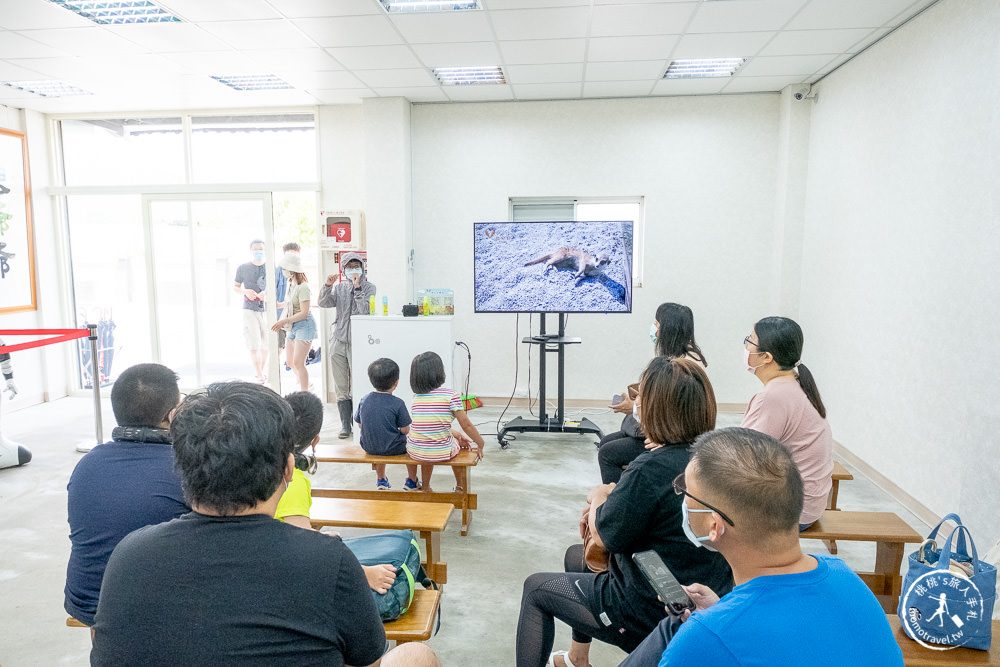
[495,314,520,449]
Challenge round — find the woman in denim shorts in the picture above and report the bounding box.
[272,252,317,392]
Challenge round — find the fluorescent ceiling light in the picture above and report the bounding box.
[211,74,294,91]
[433,66,505,85]
[47,0,182,24]
[378,0,481,13]
[663,58,747,79]
[1,80,92,97]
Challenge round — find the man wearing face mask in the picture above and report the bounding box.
[620,428,902,666]
[317,252,375,438]
[233,240,269,383]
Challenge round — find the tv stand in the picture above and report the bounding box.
[497,313,604,448]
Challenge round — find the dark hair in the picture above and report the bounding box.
[638,357,716,446]
[282,242,300,252]
[410,351,446,394]
[170,382,295,515]
[249,239,264,248]
[753,316,826,418]
[111,363,180,427]
[285,391,323,471]
[289,271,308,284]
[368,358,400,392]
[655,302,706,366]
[690,427,803,536]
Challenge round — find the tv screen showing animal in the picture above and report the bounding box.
[473,221,633,313]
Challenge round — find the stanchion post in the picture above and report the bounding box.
[88,324,103,446]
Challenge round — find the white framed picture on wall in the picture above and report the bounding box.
[0,128,37,313]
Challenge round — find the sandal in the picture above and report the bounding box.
[547,650,591,667]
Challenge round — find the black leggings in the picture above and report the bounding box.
[515,545,648,667]
[597,431,647,484]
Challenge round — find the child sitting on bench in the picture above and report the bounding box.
[354,358,418,491]
[406,351,485,493]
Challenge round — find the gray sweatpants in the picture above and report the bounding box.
[331,338,352,400]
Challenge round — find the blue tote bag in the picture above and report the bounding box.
[897,513,996,651]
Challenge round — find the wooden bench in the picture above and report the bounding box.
[385,588,441,645]
[309,496,453,584]
[887,615,1000,665]
[801,510,922,612]
[823,461,855,554]
[314,444,478,536]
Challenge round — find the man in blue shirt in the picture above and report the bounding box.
[621,427,903,667]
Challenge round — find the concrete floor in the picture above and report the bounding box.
[0,398,931,666]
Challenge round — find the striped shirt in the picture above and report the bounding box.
[406,388,463,462]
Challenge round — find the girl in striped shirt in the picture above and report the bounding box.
[406,351,485,492]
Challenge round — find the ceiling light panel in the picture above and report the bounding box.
[1,80,92,97]
[211,74,293,91]
[378,0,481,13]
[433,66,505,85]
[663,58,747,79]
[47,0,182,25]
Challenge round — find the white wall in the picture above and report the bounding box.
[410,95,783,403]
[800,0,1000,544]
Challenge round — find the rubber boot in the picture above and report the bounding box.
[337,399,353,439]
[0,435,32,469]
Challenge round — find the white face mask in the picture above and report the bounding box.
[345,268,362,280]
[743,348,765,375]
[681,498,722,552]
[632,400,640,423]
[649,323,658,343]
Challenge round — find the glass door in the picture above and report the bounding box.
[143,194,275,389]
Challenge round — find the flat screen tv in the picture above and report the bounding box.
[474,220,633,313]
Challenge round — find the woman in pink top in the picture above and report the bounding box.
[741,316,832,529]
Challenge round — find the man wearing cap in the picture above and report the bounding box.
[317,252,375,438]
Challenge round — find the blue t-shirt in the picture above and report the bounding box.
[659,554,903,666]
[234,262,266,312]
[354,391,411,456]
[65,440,188,625]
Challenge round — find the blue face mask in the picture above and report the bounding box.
[252,251,264,263]
[649,323,658,343]
[681,498,722,552]
[345,268,362,279]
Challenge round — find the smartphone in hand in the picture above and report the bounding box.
[632,550,695,615]
[611,394,624,406]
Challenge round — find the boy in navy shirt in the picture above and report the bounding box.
[354,358,417,490]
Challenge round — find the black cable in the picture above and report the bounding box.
[495,314,520,448]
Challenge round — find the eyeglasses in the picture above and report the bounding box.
[672,472,735,527]
[743,336,760,349]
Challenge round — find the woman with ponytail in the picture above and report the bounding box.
[741,317,832,530]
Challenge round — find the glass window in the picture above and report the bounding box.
[60,118,185,186]
[190,114,317,184]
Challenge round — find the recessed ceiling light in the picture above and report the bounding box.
[47,0,182,25]
[210,75,294,91]
[378,0,481,13]
[1,80,93,97]
[433,66,505,85]
[663,58,748,79]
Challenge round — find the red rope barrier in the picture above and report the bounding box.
[0,328,91,354]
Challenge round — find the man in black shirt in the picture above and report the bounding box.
[92,381,437,666]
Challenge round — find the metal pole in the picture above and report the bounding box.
[88,324,103,445]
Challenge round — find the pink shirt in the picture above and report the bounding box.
[741,378,833,524]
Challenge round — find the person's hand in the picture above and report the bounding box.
[325,274,336,286]
[270,320,286,332]
[242,288,258,300]
[579,506,590,539]
[611,392,634,414]
[351,272,361,288]
[363,564,397,594]
[680,584,719,620]
[586,482,615,504]
[644,437,663,451]
[4,379,17,400]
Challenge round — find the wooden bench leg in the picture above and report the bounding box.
[461,468,472,536]
[419,530,446,584]
[874,540,905,603]
[824,481,841,554]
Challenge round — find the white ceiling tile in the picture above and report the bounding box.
[587,35,677,62]
[326,45,422,71]
[484,0,587,8]
[590,3,696,38]
[444,83,514,101]
[312,91,370,104]
[0,60,50,82]
[672,32,775,59]
[499,39,586,65]
[293,16,402,47]
[158,0,281,21]
[106,23,232,53]
[740,54,837,77]
[0,31,71,59]
[687,0,805,33]
[723,75,805,93]
[374,86,449,102]
[651,77,728,96]
[164,51,256,75]
[758,28,874,56]
[504,63,582,84]
[491,8,591,41]
[786,0,918,30]
[355,68,437,88]
[390,12,494,44]
[198,20,314,50]
[512,82,581,99]
[586,60,665,81]
[0,1,92,30]
[18,27,145,56]
[410,42,501,69]
[277,69,366,90]
[241,48,342,71]
[583,80,655,98]
[268,0,381,19]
